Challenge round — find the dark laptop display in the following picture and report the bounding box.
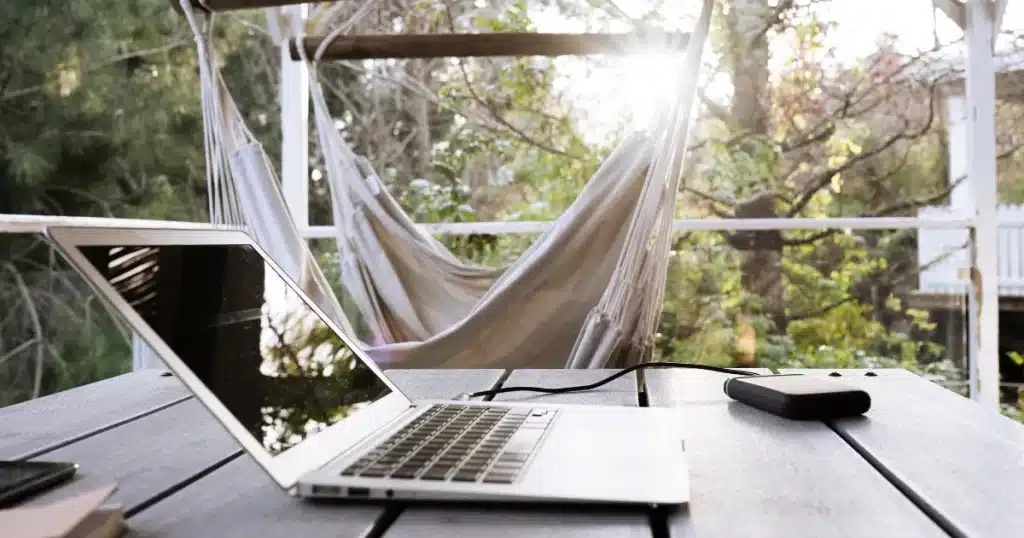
[76,243,392,456]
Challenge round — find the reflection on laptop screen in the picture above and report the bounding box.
[76,243,393,457]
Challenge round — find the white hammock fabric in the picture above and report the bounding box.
[179,2,358,337]
[179,0,712,369]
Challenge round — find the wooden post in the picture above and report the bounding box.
[289,32,690,61]
[174,0,316,12]
[965,0,1000,408]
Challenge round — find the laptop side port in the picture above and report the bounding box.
[311,485,343,496]
[348,487,371,497]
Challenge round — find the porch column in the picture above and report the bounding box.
[965,0,1000,408]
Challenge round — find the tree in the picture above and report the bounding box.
[654,2,1020,376]
[0,0,276,405]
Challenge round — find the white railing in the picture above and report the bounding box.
[918,205,1024,296]
[303,215,974,238]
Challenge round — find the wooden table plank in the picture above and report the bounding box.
[385,369,651,538]
[777,368,918,378]
[782,368,1024,538]
[384,369,509,401]
[27,399,240,513]
[645,368,946,538]
[128,456,384,538]
[489,369,639,406]
[641,367,766,405]
[124,369,506,538]
[0,370,188,460]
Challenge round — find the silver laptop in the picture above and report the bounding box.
[46,225,689,506]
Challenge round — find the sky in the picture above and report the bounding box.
[528,0,1024,136]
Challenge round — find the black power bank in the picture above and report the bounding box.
[723,374,871,420]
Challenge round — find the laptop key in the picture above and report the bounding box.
[391,466,422,479]
[490,463,522,475]
[483,473,516,484]
[421,467,450,480]
[451,470,481,482]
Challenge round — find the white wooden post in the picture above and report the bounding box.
[965,0,1001,408]
[280,4,310,228]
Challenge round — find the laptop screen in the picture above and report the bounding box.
[75,242,393,457]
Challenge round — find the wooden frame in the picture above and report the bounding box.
[169,1,688,61]
[289,32,690,61]
[176,0,314,11]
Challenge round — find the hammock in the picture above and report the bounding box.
[179,0,713,369]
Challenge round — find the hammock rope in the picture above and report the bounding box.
[179,0,359,338]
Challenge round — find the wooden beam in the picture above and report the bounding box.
[288,31,690,61]
[174,0,317,11]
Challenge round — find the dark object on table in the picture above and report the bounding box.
[724,374,871,420]
[0,460,78,508]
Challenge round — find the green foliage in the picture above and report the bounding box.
[0,1,272,405]
[0,245,132,407]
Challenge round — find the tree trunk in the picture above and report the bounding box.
[404,10,433,178]
[722,0,786,362]
[409,58,433,177]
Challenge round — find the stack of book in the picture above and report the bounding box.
[0,484,123,538]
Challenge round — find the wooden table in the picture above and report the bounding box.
[2,367,1022,538]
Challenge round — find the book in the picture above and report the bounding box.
[0,484,124,538]
[68,505,124,538]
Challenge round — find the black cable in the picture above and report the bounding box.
[465,362,760,400]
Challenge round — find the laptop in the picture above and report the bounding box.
[45,225,689,505]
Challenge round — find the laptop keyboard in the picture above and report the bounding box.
[340,403,556,484]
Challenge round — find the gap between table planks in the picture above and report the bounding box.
[782,368,1024,538]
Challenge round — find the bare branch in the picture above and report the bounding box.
[3,263,45,399]
[697,87,730,122]
[442,5,581,160]
[1,38,192,102]
[785,83,940,217]
[782,175,966,247]
[788,296,857,322]
[0,338,37,367]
